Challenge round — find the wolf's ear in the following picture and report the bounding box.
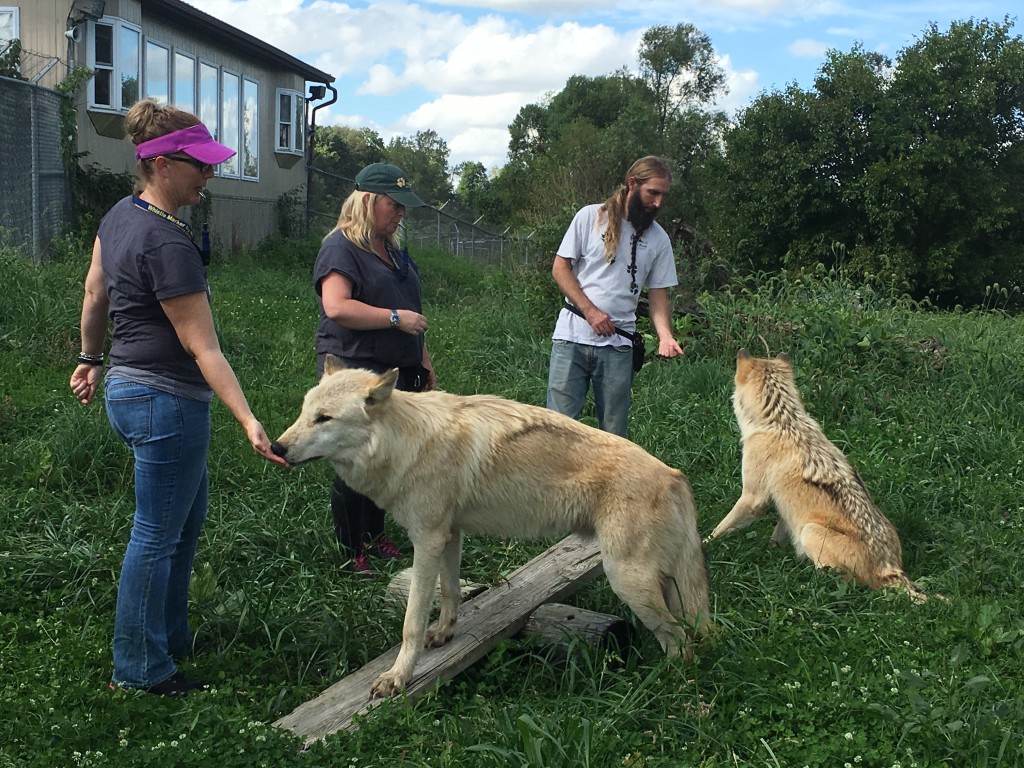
[323,353,346,377]
[776,352,792,364]
[367,368,399,404]
[735,348,753,381]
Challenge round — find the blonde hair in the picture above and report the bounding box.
[124,99,202,184]
[327,190,402,251]
[597,155,672,263]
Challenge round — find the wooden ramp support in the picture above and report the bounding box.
[272,534,603,746]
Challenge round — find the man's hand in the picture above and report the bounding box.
[656,337,684,358]
[584,305,615,336]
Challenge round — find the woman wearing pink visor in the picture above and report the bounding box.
[70,99,286,697]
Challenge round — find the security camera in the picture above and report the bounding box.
[65,26,82,42]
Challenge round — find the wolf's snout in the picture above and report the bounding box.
[270,441,288,459]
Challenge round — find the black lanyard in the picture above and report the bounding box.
[131,196,208,267]
[131,196,194,237]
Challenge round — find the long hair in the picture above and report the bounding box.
[124,99,202,185]
[327,190,401,251]
[597,155,672,263]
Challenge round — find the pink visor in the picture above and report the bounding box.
[135,124,235,164]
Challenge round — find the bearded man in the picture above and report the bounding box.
[546,155,684,437]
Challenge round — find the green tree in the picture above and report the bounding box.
[638,24,726,139]
[454,161,489,211]
[498,26,728,248]
[715,85,822,272]
[0,38,21,78]
[314,125,385,179]
[864,17,1024,302]
[385,129,453,207]
[712,17,1024,304]
[308,125,385,225]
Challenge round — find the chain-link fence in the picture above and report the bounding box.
[307,166,536,266]
[0,75,69,260]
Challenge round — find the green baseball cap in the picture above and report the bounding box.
[354,163,427,208]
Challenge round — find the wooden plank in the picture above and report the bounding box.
[272,534,603,746]
[520,602,633,655]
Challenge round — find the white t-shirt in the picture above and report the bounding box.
[552,203,678,346]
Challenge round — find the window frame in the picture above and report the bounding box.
[172,49,197,113]
[219,67,242,179]
[0,7,19,52]
[275,88,305,156]
[241,77,259,180]
[86,17,142,112]
[198,59,219,138]
[144,38,171,105]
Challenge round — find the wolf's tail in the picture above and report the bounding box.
[663,476,712,639]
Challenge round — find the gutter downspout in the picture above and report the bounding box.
[306,83,337,232]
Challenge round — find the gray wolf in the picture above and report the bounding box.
[709,349,925,600]
[271,355,711,697]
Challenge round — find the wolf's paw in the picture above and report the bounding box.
[370,670,407,699]
[424,621,455,648]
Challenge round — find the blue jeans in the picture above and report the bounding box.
[104,379,210,688]
[546,340,634,438]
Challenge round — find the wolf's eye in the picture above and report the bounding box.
[313,413,331,424]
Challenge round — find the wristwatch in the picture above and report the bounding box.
[389,309,400,328]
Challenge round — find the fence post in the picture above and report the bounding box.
[30,85,40,259]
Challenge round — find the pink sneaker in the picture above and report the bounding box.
[374,536,403,560]
[351,552,375,577]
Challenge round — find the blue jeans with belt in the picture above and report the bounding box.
[546,340,635,438]
[104,379,210,688]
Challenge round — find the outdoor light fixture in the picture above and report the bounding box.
[69,0,105,24]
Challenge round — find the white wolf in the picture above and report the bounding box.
[272,356,711,697]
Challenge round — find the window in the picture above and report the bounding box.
[220,69,240,177]
[275,89,304,155]
[144,39,170,104]
[199,61,218,139]
[80,23,264,184]
[0,7,18,52]
[88,18,140,111]
[242,78,259,179]
[173,51,196,112]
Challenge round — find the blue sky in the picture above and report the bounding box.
[188,0,1015,169]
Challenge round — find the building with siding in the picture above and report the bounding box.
[2,0,335,252]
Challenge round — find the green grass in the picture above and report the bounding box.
[1,243,1023,767]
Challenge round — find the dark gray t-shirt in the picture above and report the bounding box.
[313,229,424,369]
[98,196,211,394]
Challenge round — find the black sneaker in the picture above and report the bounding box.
[143,672,209,697]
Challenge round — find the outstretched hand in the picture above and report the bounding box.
[656,337,684,359]
[248,420,289,466]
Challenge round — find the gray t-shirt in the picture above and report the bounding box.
[552,203,677,345]
[313,229,425,369]
[98,196,212,396]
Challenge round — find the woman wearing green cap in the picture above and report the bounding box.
[312,162,436,575]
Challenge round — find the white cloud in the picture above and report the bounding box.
[183,0,1002,168]
[714,54,761,113]
[789,38,830,57]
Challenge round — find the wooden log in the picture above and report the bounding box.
[272,534,603,746]
[518,602,633,656]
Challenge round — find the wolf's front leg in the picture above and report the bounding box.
[370,534,446,698]
[709,490,767,539]
[425,531,462,648]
